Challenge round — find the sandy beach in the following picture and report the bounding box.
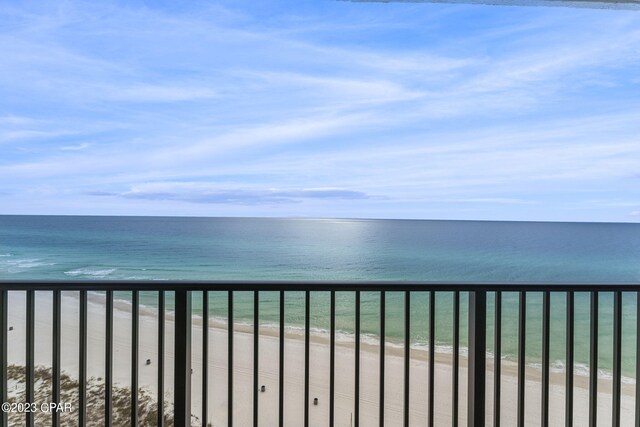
[4,291,636,427]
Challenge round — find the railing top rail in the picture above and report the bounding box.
[0,280,638,291]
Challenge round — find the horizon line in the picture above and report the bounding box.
[0,213,638,225]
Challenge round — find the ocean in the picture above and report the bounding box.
[1,215,640,378]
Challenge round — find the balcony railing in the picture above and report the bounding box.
[0,281,638,427]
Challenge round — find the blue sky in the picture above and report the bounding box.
[1,1,639,222]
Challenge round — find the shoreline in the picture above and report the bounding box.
[5,291,637,426]
[112,290,640,383]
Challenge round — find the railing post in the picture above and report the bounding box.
[174,290,192,427]
[78,291,87,427]
[0,290,7,427]
[468,290,486,427]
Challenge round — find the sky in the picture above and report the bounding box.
[0,0,639,222]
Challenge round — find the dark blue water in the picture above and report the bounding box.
[1,215,639,376]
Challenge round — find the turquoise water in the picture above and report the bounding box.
[1,215,640,377]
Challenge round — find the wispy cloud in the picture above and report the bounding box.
[60,143,90,151]
[444,198,537,204]
[93,184,373,205]
[0,130,74,142]
[1,1,639,221]
[110,85,216,103]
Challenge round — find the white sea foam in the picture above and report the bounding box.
[0,258,56,273]
[195,316,638,383]
[125,297,640,386]
[64,267,117,278]
[121,275,154,280]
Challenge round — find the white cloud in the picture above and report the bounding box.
[0,115,37,125]
[245,71,425,108]
[94,182,373,205]
[1,2,640,220]
[0,130,78,143]
[105,84,217,103]
[60,143,90,151]
[149,112,375,165]
[445,198,537,204]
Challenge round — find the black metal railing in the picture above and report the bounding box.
[0,281,639,427]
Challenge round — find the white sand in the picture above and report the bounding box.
[5,291,636,427]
